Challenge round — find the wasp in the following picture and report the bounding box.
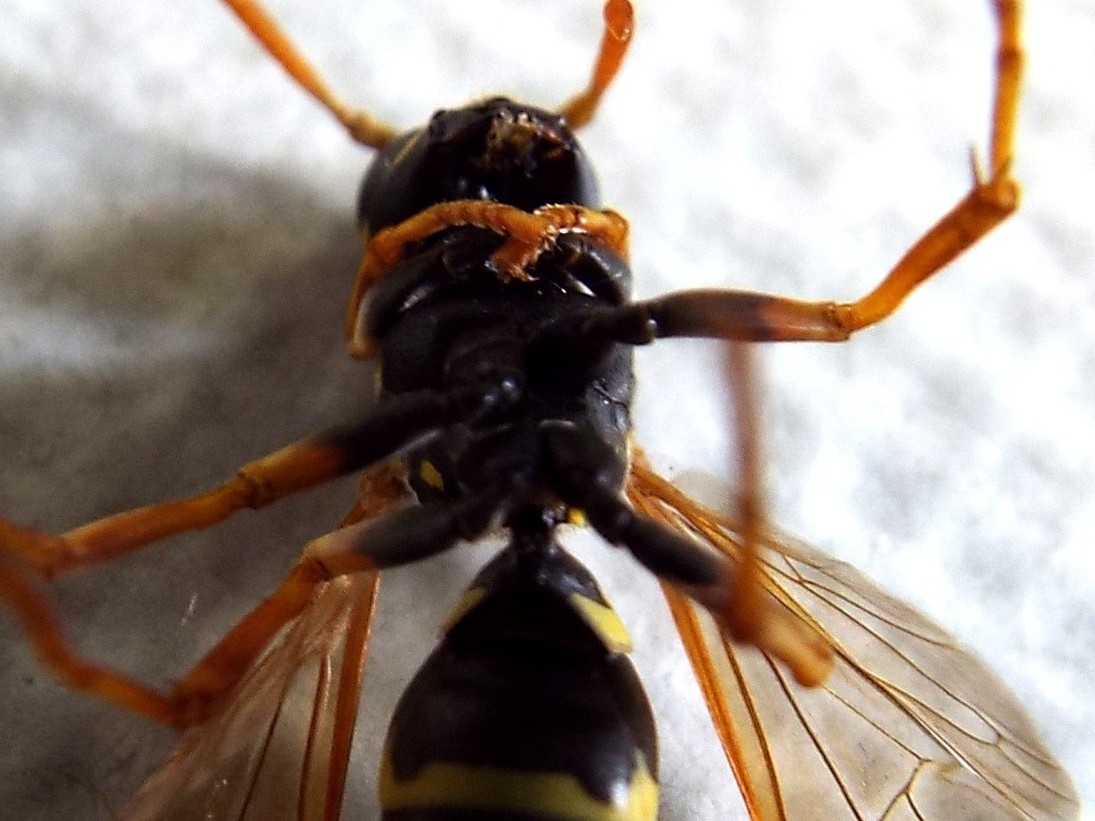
[0,0,1082,818]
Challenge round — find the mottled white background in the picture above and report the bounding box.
[1,0,1092,818]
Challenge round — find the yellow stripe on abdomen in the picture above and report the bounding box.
[379,752,657,821]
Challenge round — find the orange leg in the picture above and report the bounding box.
[0,554,184,724]
[0,461,408,727]
[720,344,765,645]
[626,456,832,688]
[1,537,335,727]
[721,346,831,685]
[736,0,1024,342]
[1,432,369,579]
[559,0,635,129]
[168,464,411,725]
[345,200,630,358]
[570,1,1023,347]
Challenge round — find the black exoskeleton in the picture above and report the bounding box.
[335,97,726,593]
[315,98,732,820]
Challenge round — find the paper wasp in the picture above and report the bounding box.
[0,0,1081,818]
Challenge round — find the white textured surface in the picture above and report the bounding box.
[1,0,1092,818]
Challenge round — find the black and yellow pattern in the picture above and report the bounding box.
[380,544,658,821]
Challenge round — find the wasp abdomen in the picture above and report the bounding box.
[380,544,658,821]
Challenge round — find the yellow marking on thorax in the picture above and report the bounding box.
[418,459,445,490]
[566,507,588,526]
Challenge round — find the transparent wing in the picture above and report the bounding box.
[122,571,380,821]
[627,463,1079,821]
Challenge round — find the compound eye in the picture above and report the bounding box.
[356,128,432,235]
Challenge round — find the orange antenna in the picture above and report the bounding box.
[559,0,635,129]
[220,0,397,148]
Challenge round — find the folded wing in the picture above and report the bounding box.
[628,463,1078,821]
[122,572,379,821]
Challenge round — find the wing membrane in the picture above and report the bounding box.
[628,463,1078,821]
[122,571,379,821]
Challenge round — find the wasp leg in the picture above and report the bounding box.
[305,494,502,577]
[0,387,492,579]
[542,421,831,686]
[132,371,523,725]
[219,0,396,148]
[171,483,512,724]
[747,0,1023,335]
[1,375,519,721]
[146,465,411,727]
[0,375,499,727]
[0,474,395,730]
[3,451,483,731]
[989,0,1023,179]
[533,287,861,345]
[721,344,767,652]
[0,554,186,723]
[554,1,1022,345]
[558,0,635,129]
[543,420,725,588]
[346,201,630,357]
[0,435,353,578]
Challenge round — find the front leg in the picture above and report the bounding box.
[538,1,1023,349]
[345,201,630,358]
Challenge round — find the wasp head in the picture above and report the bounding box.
[357,97,600,238]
